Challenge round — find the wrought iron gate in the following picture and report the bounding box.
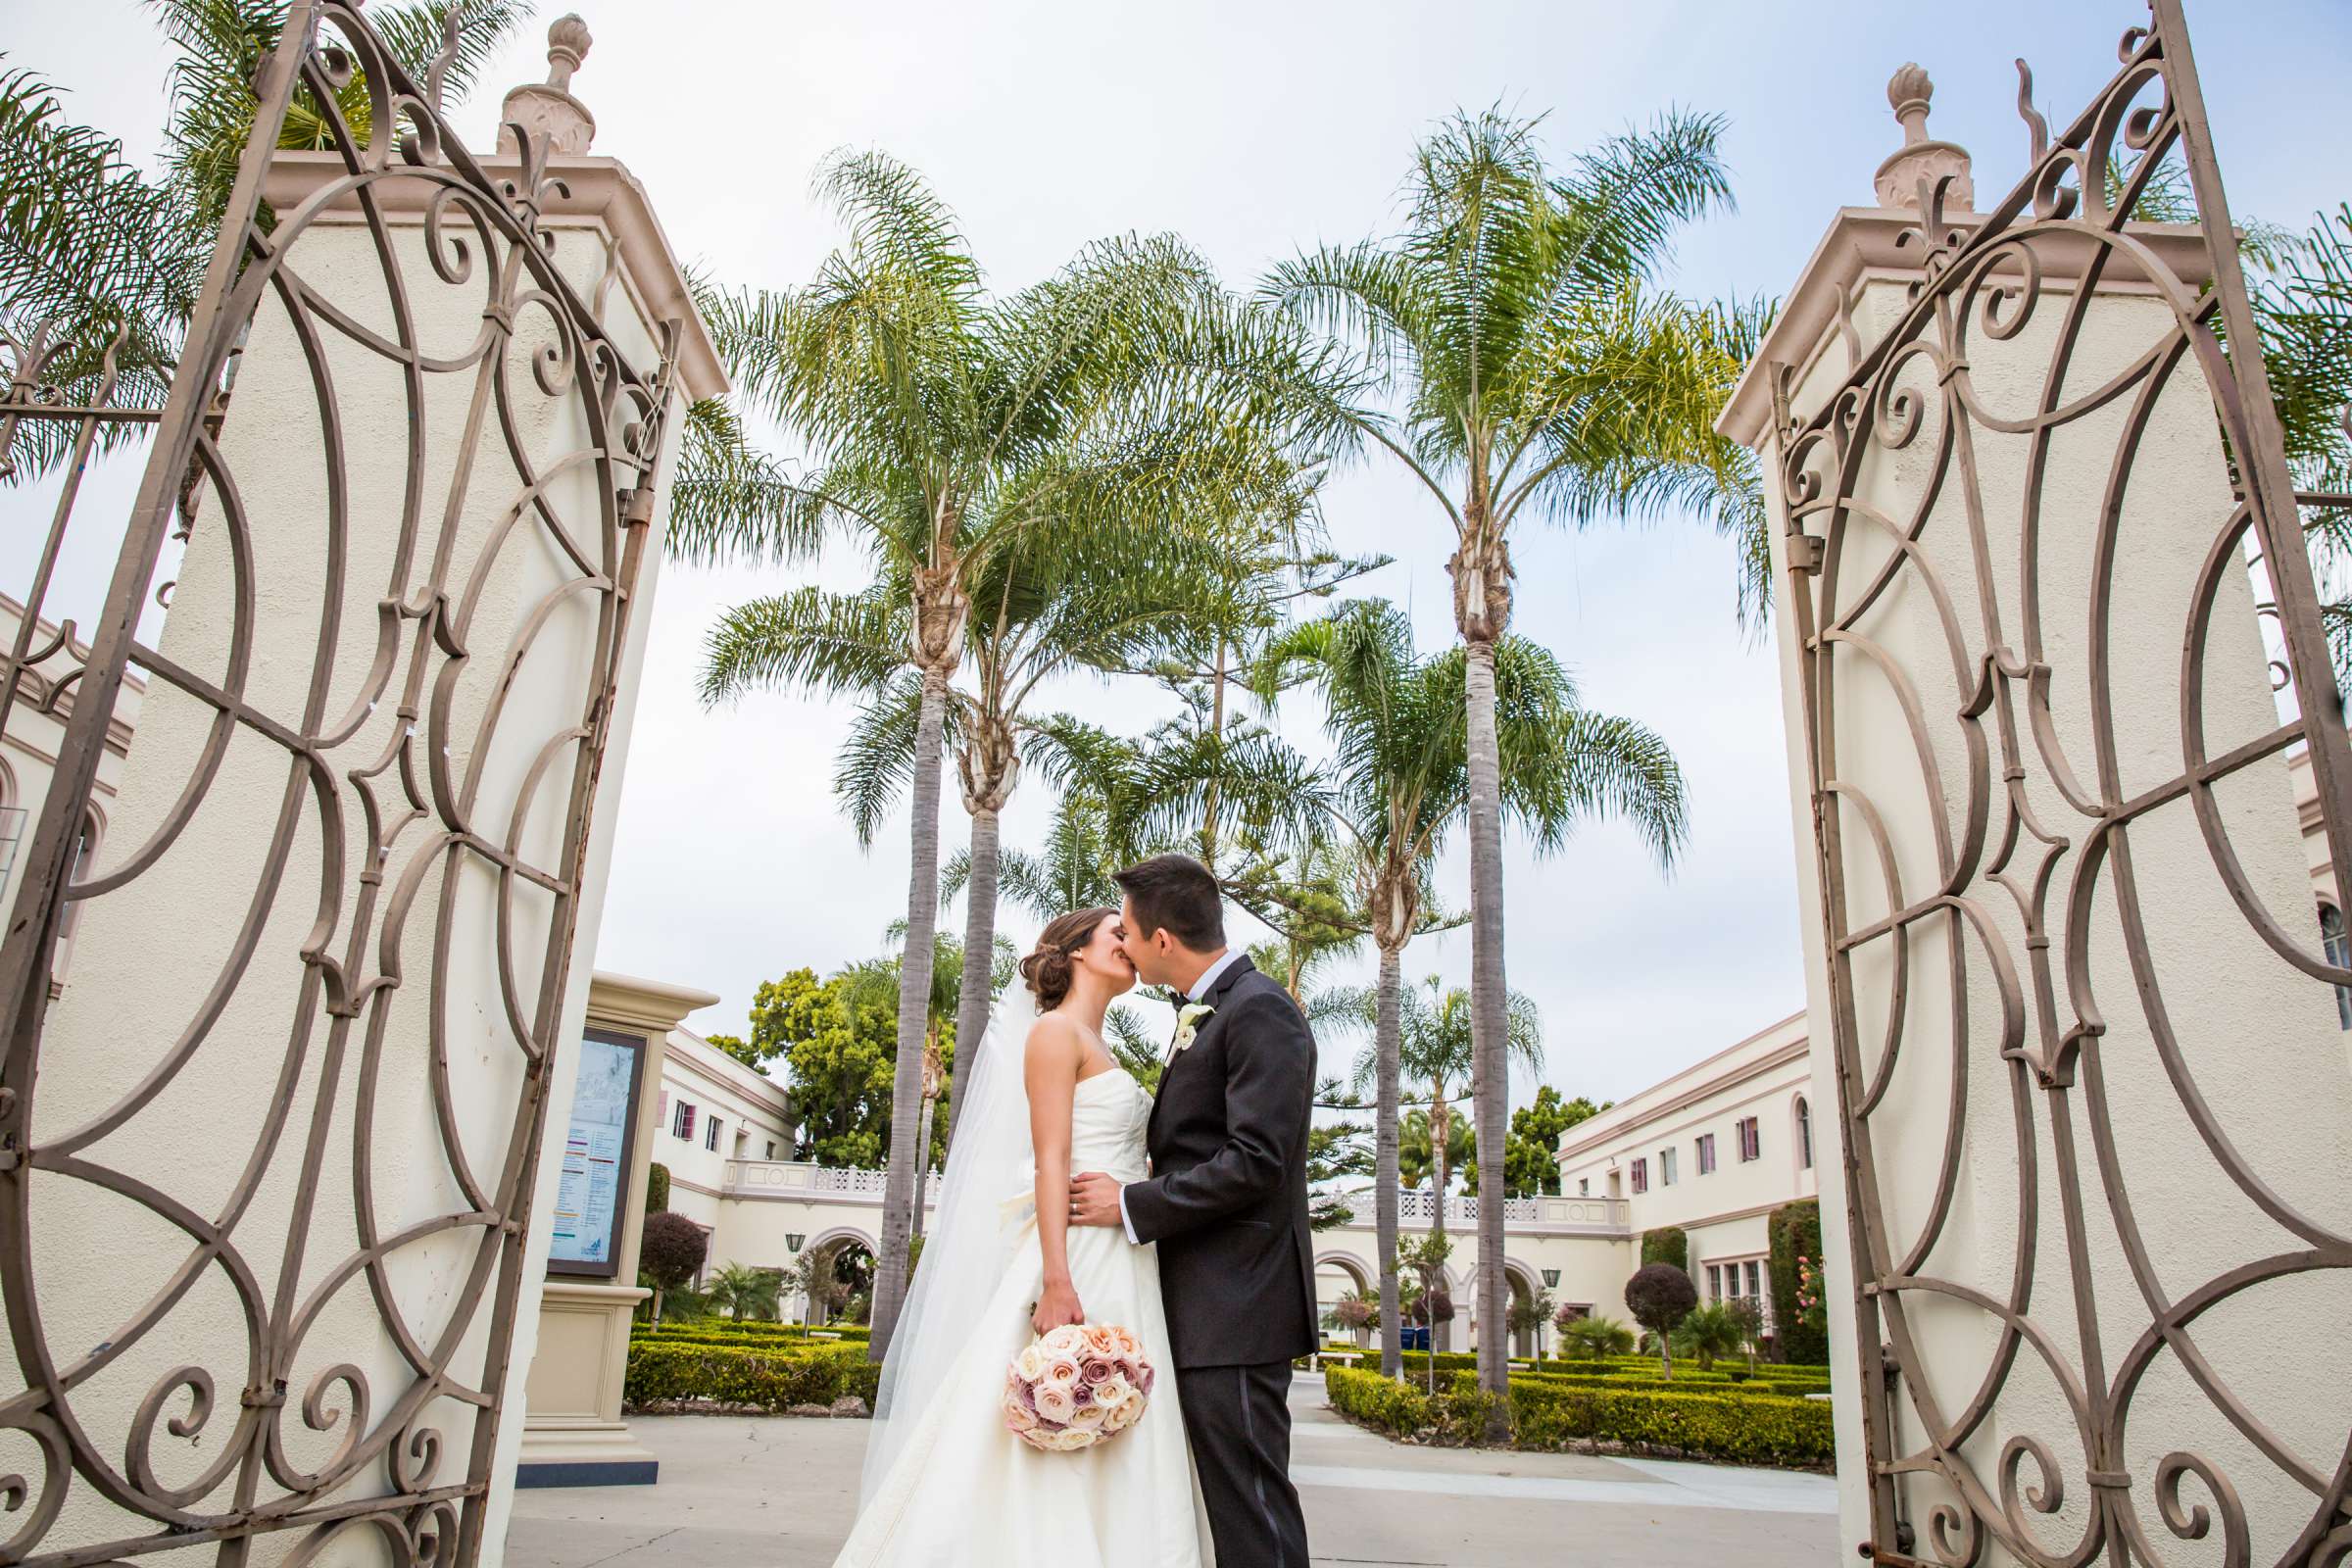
[0,3,676,1564]
[1776,4,2352,1566]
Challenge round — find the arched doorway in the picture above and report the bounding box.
[1314,1251,1375,1348]
[802,1229,877,1326]
[1500,1260,1544,1359]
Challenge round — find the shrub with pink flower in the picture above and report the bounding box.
[1003,1323,1155,1453]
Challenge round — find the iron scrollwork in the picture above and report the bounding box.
[0,3,677,1565]
[1778,6,2352,1568]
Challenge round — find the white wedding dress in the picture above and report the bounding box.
[833,1065,1213,1567]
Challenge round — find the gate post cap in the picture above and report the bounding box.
[497,13,598,155]
[1873,61,1973,212]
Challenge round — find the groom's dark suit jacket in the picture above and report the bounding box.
[1122,956,1320,1369]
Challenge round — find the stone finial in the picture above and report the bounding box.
[497,14,597,156]
[1873,62,1973,213]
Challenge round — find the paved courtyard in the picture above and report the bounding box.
[504,1374,1838,1568]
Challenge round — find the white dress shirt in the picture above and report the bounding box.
[1117,949,1239,1242]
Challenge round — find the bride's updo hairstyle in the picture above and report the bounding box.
[1018,906,1116,1009]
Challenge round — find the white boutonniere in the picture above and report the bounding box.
[1170,1003,1215,1060]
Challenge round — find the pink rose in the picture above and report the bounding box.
[1071,1381,1094,1406]
[1080,1357,1115,1385]
[1004,1403,1039,1433]
[1035,1386,1075,1423]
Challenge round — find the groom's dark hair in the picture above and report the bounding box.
[1114,854,1225,952]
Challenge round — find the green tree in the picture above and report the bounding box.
[1670,1300,1746,1372]
[759,967,896,1168]
[0,0,528,477]
[1506,1282,1557,1358]
[1557,1310,1634,1359]
[706,1261,784,1322]
[1395,1105,1473,1197]
[1262,598,1683,1378]
[688,154,1313,1355]
[1261,108,1743,1422]
[704,1032,760,1070]
[1338,970,1544,1365]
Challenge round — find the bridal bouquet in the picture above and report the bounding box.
[1003,1323,1155,1452]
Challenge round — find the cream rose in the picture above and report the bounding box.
[1093,1373,1130,1405]
[1069,1400,1107,1429]
[1004,1401,1039,1433]
[1052,1428,1095,1452]
[1014,1345,1047,1382]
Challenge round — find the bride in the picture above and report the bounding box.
[832,906,1212,1566]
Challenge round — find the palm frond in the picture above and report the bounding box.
[698,585,908,707]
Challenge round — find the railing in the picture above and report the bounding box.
[725,1158,944,1205]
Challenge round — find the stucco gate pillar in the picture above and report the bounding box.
[0,9,725,1568]
[1722,40,2351,1568]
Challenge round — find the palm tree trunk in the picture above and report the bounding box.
[946,804,1003,1152]
[1463,633,1511,1432]
[1374,942,1403,1380]
[1431,1091,1449,1353]
[911,1093,935,1241]
[1201,636,1227,871]
[869,664,950,1360]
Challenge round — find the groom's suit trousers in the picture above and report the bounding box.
[1175,1361,1308,1568]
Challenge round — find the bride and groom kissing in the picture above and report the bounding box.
[833,853,1319,1567]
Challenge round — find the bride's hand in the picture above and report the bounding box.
[1032,1278,1084,1337]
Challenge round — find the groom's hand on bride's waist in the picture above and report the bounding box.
[1067,1171,1125,1228]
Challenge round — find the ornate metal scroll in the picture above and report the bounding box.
[0,3,678,1564]
[1776,5,2352,1567]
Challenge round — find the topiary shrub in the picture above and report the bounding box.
[1767,1199,1829,1364]
[1624,1262,1697,1378]
[646,1161,670,1216]
[639,1211,709,1320]
[1640,1225,1689,1272]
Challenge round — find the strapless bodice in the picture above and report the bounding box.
[1065,1068,1152,1183]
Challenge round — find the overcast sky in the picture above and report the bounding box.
[10,0,2348,1108]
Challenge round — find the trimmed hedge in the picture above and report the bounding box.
[636,1320,870,1344]
[1768,1200,1829,1365]
[1640,1225,1690,1272]
[1360,1349,1826,1391]
[623,1340,880,1412]
[1325,1366,1833,1470]
[1508,1379,1832,1468]
[1323,1366,1497,1446]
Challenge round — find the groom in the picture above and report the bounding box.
[1069,853,1317,1568]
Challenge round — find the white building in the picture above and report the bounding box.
[0,590,141,989]
[1556,1011,1815,1327]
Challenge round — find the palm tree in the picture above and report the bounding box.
[1259,109,1744,1419]
[1260,598,1687,1377]
[690,153,1294,1355]
[706,1261,784,1322]
[1348,974,1540,1254]
[0,0,528,478]
[1396,1105,1474,1199]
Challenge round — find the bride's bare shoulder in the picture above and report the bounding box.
[1024,1009,1084,1060]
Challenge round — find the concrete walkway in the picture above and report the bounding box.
[504,1374,1838,1568]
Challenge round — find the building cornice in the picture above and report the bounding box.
[260,149,728,403]
[1558,1015,1809,1163]
[1717,208,2215,446]
[665,1026,790,1116]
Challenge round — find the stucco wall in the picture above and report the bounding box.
[1753,223,2352,1564]
[11,167,681,1565]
